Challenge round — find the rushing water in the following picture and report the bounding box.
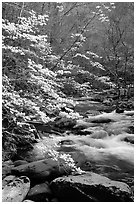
[19,101,134,188]
[55,131,133,186]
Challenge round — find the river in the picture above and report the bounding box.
[19,99,134,188]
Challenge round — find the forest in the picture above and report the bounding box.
[2,2,134,202]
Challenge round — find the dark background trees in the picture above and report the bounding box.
[2,2,134,95]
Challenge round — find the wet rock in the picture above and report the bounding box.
[2,160,14,179]
[116,108,124,113]
[2,175,16,189]
[86,111,127,124]
[74,129,93,135]
[26,182,52,202]
[58,139,75,146]
[14,160,28,167]
[90,130,108,139]
[50,172,133,202]
[54,116,76,129]
[11,158,72,183]
[2,176,30,202]
[124,110,134,116]
[86,117,113,123]
[127,126,134,134]
[122,135,134,144]
[26,121,59,135]
[85,110,101,116]
[57,145,77,153]
[74,119,97,130]
[70,152,88,167]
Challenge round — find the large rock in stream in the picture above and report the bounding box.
[11,158,72,184]
[2,176,30,202]
[26,182,52,202]
[2,160,14,179]
[50,172,133,202]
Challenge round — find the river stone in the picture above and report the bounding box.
[74,120,97,130]
[14,160,28,167]
[85,110,100,116]
[122,135,134,144]
[2,176,30,202]
[2,175,16,189]
[90,130,108,139]
[11,158,72,183]
[26,182,52,202]
[50,172,133,202]
[76,129,93,135]
[58,139,75,146]
[124,110,134,116]
[86,117,113,123]
[54,116,76,129]
[2,161,14,179]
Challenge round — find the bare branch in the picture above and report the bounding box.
[51,13,98,71]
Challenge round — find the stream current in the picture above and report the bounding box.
[19,100,134,188]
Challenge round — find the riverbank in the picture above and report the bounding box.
[2,98,134,202]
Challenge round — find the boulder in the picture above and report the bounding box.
[85,111,127,124]
[26,182,52,202]
[90,130,108,139]
[2,175,16,189]
[11,158,72,183]
[2,160,14,179]
[127,126,134,134]
[54,116,76,129]
[76,129,93,135]
[116,108,124,113]
[124,110,134,116]
[2,176,30,202]
[50,172,133,202]
[85,110,100,116]
[14,160,28,167]
[58,139,75,146]
[86,116,113,123]
[122,135,134,144]
[74,119,97,130]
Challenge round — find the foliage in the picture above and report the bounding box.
[2,11,74,161]
[48,149,84,175]
[2,2,134,162]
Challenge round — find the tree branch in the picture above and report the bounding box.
[18,2,25,24]
[51,13,97,71]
